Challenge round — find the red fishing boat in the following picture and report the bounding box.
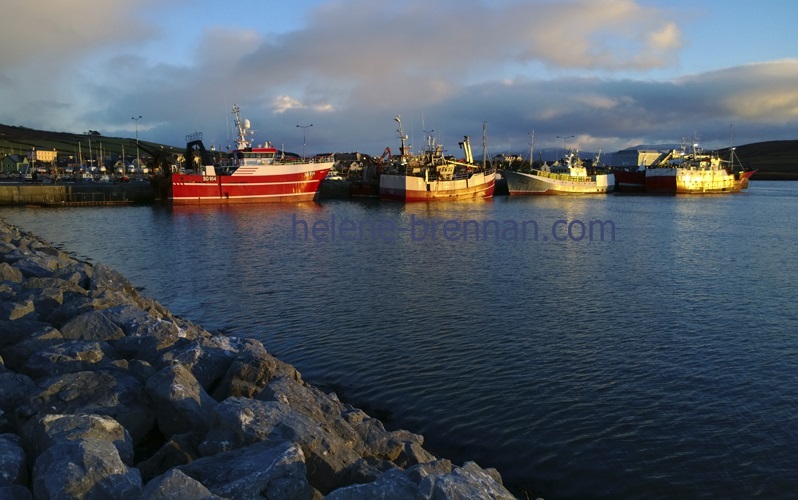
[164,105,333,204]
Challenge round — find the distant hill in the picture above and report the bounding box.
[0,123,178,161]
[714,140,798,180]
[1,122,796,179]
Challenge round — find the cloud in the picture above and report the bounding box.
[0,0,795,157]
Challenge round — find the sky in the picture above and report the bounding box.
[1,0,797,159]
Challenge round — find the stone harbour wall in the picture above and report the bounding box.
[0,218,517,499]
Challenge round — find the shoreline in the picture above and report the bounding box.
[0,218,517,498]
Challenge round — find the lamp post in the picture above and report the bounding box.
[132,115,142,175]
[556,135,574,159]
[296,124,313,160]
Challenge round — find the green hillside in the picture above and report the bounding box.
[0,123,179,162]
[715,140,798,180]
[1,122,796,179]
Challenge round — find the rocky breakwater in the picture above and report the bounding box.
[0,218,516,499]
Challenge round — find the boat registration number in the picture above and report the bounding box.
[203,176,217,181]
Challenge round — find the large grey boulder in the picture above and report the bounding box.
[11,256,59,279]
[200,397,361,494]
[0,372,36,433]
[0,320,53,350]
[0,298,35,321]
[88,263,138,297]
[0,485,32,499]
[141,469,222,499]
[20,340,117,380]
[59,310,125,342]
[416,460,516,500]
[160,335,241,391]
[20,413,134,466]
[17,370,154,445]
[257,376,362,450]
[178,439,313,500]
[0,433,27,487]
[103,305,198,365]
[32,439,142,499]
[325,468,424,500]
[0,372,36,414]
[211,338,301,400]
[136,432,203,482]
[144,363,217,438]
[18,283,64,319]
[0,262,23,283]
[0,325,63,372]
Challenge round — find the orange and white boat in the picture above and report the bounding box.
[378,117,495,202]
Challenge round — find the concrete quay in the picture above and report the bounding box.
[0,218,517,499]
[0,181,155,206]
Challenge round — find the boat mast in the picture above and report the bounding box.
[482,121,487,169]
[395,116,408,159]
[232,105,252,150]
[529,130,535,170]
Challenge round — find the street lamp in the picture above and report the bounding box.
[132,115,142,175]
[556,135,574,159]
[296,124,313,160]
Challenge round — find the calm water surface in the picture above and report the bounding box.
[2,181,797,499]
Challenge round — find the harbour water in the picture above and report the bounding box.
[2,181,796,499]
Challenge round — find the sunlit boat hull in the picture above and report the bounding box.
[503,170,614,195]
[379,171,495,202]
[168,163,332,204]
[645,168,756,194]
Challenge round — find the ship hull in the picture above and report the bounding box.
[379,171,495,202]
[645,168,755,194]
[612,169,646,192]
[349,180,380,199]
[167,162,333,204]
[504,170,614,195]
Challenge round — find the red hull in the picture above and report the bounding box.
[613,169,646,192]
[169,168,330,204]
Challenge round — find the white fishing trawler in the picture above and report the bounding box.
[503,150,614,195]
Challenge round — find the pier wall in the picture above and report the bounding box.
[0,218,515,498]
[0,183,155,206]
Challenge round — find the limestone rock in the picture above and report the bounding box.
[0,325,63,372]
[20,413,134,466]
[0,320,53,350]
[0,433,27,487]
[0,372,36,414]
[0,262,23,283]
[211,338,301,400]
[20,340,117,380]
[144,364,217,438]
[136,432,202,483]
[141,469,222,500]
[59,310,125,342]
[32,439,142,499]
[417,460,516,500]
[325,468,423,500]
[18,370,154,445]
[161,336,240,391]
[200,397,360,494]
[0,298,35,321]
[179,440,312,500]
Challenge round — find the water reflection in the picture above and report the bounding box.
[1,183,797,498]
